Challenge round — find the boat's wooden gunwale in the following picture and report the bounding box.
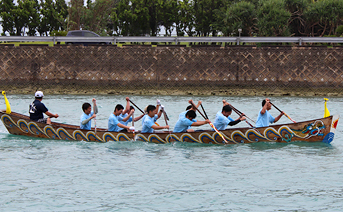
[0,109,339,144]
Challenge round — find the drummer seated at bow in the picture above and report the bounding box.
[141,105,169,133]
[173,110,210,133]
[108,104,135,132]
[80,98,97,130]
[213,102,246,130]
[256,98,284,128]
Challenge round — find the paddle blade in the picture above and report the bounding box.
[324,98,330,118]
[2,91,11,114]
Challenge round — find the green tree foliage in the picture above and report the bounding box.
[257,0,291,36]
[12,0,32,35]
[39,0,68,36]
[284,0,308,36]
[304,0,343,36]
[0,0,16,35]
[159,0,178,36]
[336,25,343,36]
[54,0,68,30]
[1,0,343,38]
[67,0,84,30]
[175,0,195,36]
[223,1,257,36]
[115,0,150,35]
[193,0,224,36]
[82,0,114,34]
[25,0,40,36]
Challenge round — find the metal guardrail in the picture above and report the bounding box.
[0,36,342,45]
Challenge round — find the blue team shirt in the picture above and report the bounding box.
[173,117,196,133]
[255,109,275,128]
[108,113,123,132]
[142,114,158,124]
[213,111,235,130]
[142,115,157,133]
[80,112,94,130]
[117,113,132,131]
[177,111,193,131]
[178,111,187,119]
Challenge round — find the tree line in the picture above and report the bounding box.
[0,0,343,37]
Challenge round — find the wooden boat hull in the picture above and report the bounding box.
[0,110,339,144]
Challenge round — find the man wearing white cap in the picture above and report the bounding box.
[29,91,59,124]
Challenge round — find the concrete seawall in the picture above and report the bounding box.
[0,45,342,96]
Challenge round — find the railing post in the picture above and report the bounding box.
[299,37,302,46]
[53,35,56,45]
[175,37,178,45]
[236,37,240,45]
[113,37,116,45]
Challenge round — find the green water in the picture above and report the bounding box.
[0,95,342,211]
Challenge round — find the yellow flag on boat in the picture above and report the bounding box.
[324,98,330,118]
[2,91,11,114]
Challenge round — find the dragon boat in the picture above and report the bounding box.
[0,91,339,144]
[0,109,339,144]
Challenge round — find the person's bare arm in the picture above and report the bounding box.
[151,125,169,130]
[134,114,144,122]
[122,109,134,122]
[117,122,132,130]
[123,97,130,114]
[191,119,210,126]
[81,114,96,125]
[274,112,284,123]
[45,111,58,118]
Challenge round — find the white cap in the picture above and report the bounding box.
[35,91,44,98]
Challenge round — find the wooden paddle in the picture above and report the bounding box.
[94,117,97,133]
[192,102,232,144]
[228,103,255,124]
[129,99,145,114]
[132,112,136,141]
[270,102,296,123]
[228,103,264,136]
[230,104,255,127]
[162,107,172,136]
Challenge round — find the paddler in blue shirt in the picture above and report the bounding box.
[141,99,163,124]
[256,98,284,128]
[80,98,97,130]
[173,110,210,133]
[213,100,246,130]
[141,105,169,133]
[118,97,144,132]
[108,104,135,132]
[178,99,202,120]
